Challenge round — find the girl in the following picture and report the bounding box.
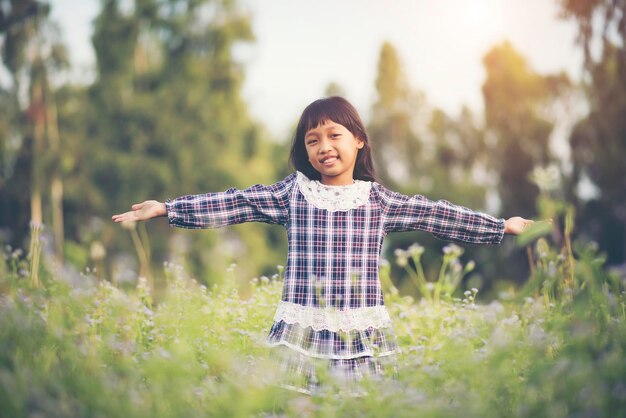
[112,96,533,395]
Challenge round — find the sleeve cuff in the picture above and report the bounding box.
[495,218,506,245]
[164,199,176,225]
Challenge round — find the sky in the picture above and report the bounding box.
[50,0,583,138]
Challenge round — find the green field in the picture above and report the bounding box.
[1,231,624,418]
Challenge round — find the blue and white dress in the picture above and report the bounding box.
[165,172,505,394]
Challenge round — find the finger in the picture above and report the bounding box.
[113,212,134,222]
[131,202,144,210]
[112,214,127,222]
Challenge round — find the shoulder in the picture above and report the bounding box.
[277,172,298,187]
[241,173,297,203]
[370,182,408,204]
[263,172,297,193]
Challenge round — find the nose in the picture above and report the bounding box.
[318,137,332,154]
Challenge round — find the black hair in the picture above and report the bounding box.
[289,96,377,182]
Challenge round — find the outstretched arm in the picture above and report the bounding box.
[112,200,167,223]
[378,184,541,244]
[114,174,296,230]
[503,216,535,235]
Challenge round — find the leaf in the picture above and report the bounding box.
[516,220,553,247]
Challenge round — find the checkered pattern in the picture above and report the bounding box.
[167,171,504,311]
[378,189,506,243]
[270,345,399,396]
[166,171,505,390]
[267,320,398,359]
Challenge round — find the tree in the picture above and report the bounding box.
[557,0,626,264]
[369,41,428,188]
[482,41,569,218]
[0,0,68,265]
[80,0,286,284]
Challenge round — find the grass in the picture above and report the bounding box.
[0,223,625,417]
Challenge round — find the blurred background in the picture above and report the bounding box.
[0,0,624,297]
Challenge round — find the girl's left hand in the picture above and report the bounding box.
[504,217,535,235]
[112,200,167,223]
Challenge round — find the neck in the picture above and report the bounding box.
[320,175,355,186]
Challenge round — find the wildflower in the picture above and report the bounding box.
[407,243,424,258]
[530,164,561,193]
[29,220,44,230]
[464,260,476,273]
[442,243,464,258]
[394,249,408,267]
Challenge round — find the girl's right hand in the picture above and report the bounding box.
[112,200,167,223]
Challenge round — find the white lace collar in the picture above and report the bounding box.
[296,171,372,212]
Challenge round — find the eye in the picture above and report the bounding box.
[330,134,341,139]
[305,138,317,146]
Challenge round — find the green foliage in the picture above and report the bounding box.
[48,0,288,285]
[482,41,569,218]
[1,217,624,417]
[390,243,476,304]
[557,0,626,265]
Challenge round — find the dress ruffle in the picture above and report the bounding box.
[267,301,400,394]
[273,300,393,332]
[270,345,399,396]
[267,320,399,359]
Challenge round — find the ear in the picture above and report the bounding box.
[356,138,365,149]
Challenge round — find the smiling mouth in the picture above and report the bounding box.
[320,156,338,165]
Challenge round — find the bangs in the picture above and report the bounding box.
[297,97,363,138]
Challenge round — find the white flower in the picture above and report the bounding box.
[443,243,464,258]
[407,243,425,258]
[395,249,408,267]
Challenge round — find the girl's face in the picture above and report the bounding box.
[304,120,364,186]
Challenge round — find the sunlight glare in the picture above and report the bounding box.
[465,0,490,26]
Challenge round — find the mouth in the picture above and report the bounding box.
[320,156,338,166]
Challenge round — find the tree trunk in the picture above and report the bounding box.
[30,77,44,227]
[46,88,64,265]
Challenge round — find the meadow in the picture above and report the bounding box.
[0,223,624,418]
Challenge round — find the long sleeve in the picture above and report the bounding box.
[375,184,505,245]
[165,173,296,229]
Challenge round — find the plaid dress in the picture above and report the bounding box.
[165,172,505,394]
